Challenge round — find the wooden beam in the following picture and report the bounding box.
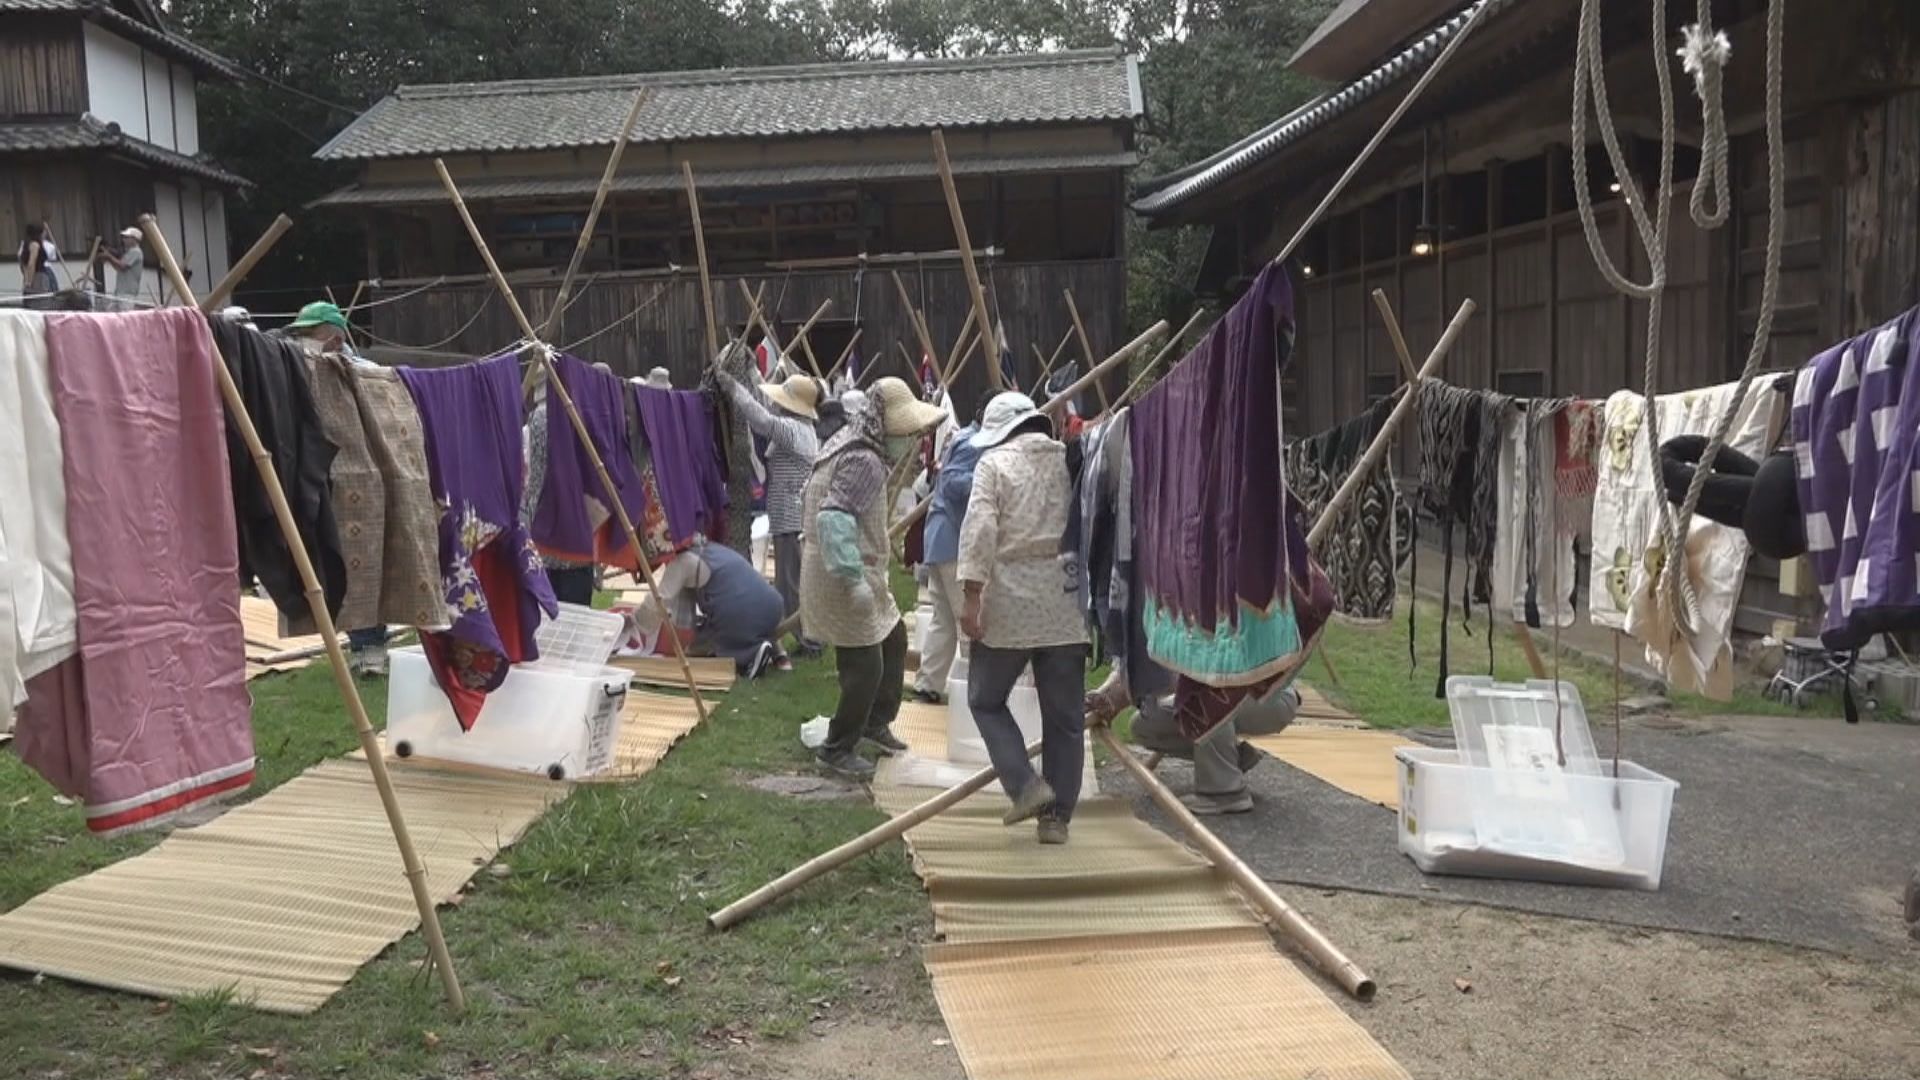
[681,161,722,364]
[890,269,943,375]
[929,129,1001,388]
[1062,289,1111,411]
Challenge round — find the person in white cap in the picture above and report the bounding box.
[720,367,826,657]
[646,367,672,390]
[957,392,1086,844]
[98,226,145,309]
[801,376,947,778]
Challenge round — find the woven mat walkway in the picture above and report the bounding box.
[876,703,1409,1080]
[1242,686,1415,811]
[0,689,706,1013]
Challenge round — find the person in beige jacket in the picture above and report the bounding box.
[958,392,1088,845]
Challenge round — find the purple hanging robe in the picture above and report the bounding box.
[633,383,729,545]
[1130,263,1334,739]
[530,353,650,571]
[398,353,556,729]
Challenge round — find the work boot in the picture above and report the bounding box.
[1181,789,1254,816]
[815,747,875,780]
[1003,778,1056,826]
[1036,812,1070,846]
[1236,741,1266,776]
[863,725,909,755]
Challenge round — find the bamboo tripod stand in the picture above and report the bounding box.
[137,215,468,1012]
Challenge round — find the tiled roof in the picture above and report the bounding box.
[0,0,242,79]
[309,150,1139,208]
[1132,0,1515,218]
[0,115,249,187]
[315,49,1142,161]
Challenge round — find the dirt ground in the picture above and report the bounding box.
[1292,889,1920,1080]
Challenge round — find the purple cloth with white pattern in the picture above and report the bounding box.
[530,353,646,558]
[633,384,728,544]
[1791,307,1920,650]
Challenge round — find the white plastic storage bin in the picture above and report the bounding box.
[1395,746,1678,890]
[943,652,1042,765]
[386,604,632,780]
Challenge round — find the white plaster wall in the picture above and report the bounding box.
[83,22,149,141]
[143,51,176,151]
[171,66,199,156]
[203,190,230,287]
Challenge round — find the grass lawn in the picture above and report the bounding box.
[1315,597,1830,730]
[1,648,936,1078]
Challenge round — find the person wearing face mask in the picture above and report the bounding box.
[800,377,948,778]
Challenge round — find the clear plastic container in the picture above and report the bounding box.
[385,603,632,780]
[1395,746,1678,890]
[944,652,1042,765]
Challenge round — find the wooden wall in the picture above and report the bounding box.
[364,257,1128,422]
[1,159,151,279]
[0,15,85,117]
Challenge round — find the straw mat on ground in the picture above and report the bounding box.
[1247,726,1414,810]
[875,703,1407,1079]
[612,654,736,691]
[0,759,562,1014]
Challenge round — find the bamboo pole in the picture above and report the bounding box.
[890,319,1167,540]
[544,90,649,341]
[1091,725,1375,1000]
[202,213,292,312]
[707,739,1043,930]
[929,129,1001,389]
[826,328,863,382]
[890,270,943,376]
[1062,289,1111,412]
[940,307,977,387]
[140,215,468,1013]
[787,299,834,379]
[437,159,712,726]
[1096,307,1207,421]
[1372,290,1424,387]
[681,162,722,364]
[1513,624,1550,679]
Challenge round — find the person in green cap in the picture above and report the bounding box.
[284,300,354,358]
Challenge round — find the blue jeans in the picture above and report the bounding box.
[348,627,390,650]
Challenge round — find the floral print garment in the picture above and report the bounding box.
[399,354,557,728]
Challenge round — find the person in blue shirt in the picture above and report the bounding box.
[912,390,999,703]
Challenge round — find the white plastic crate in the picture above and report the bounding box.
[944,652,1042,765]
[386,603,632,780]
[1395,746,1678,890]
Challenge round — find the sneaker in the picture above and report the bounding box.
[744,641,777,680]
[1236,741,1267,776]
[815,747,875,780]
[774,654,795,673]
[1002,778,1056,826]
[350,644,388,678]
[1181,790,1254,816]
[911,687,945,705]
[1036,814,1070,845]
[863,725,908,755]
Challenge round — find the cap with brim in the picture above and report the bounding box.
[119,226,142,240]
[762,374,820,419]
[871,376,948,436]
[287,301,349,333]
[973,391,1044,449]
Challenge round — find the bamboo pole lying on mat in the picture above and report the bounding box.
[929,129,1002,390]
[436,160,712,726]
[201,213,291,312]
[1063,289,1111,412]
[544,90,649,341]
[889,318,1168,540]
[1091,725,1376,1000]
[707,740,1043,930]
[141,215,468,1014]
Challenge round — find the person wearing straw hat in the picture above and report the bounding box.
[97,226,146,309]
[802,376,947,778]
[721,367,827,658]
[957,391,1087,844]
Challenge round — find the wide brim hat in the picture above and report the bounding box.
[762,374,820,419]
[646,366,672,389]
[870,376,948,436]
[973,391,1044,449]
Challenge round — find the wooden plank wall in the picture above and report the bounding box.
[0,15,85,117]
[365,258,1127,421]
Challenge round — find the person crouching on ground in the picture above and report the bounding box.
[802,378,948,778]
[635,534,787,679]
[957,392,1087,845]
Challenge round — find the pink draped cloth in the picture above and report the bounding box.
[14,309,254,835]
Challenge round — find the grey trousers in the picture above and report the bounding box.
[773,532,815,646]
[914,563,962,694]
[968,642,1087,821]
[827,620,907,754]
[1132,686,1299,796]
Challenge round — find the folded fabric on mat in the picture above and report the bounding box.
[0,310,77,717]
[399,354,556,729]
[15,309,254,836]
[1130,263,1332,738]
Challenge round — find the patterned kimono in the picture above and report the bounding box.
[398,354,556,729]
[1284,397,1399,624]
[530,353,650,570]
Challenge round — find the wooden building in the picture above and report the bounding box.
[0,0,245,300]
[1134,0,1920,638]
[313,50,1142,406]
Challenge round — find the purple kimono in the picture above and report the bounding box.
[1791,307,1920,650]
[399,353,556,728]
[530,353,648,569]
[1130,263,1334,738]
[633,384,729,544]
